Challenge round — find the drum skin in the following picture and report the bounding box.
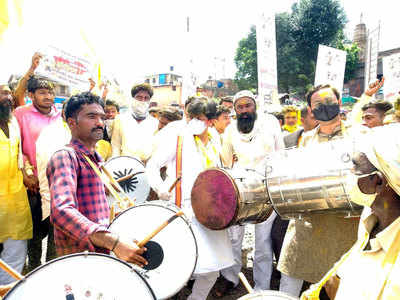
[191,168,273,230]
[238,290,299,299]
[4,253,155,300]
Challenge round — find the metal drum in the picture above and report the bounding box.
[191,168,273,230]
[238,291,299,299]
[108,201,198,300]
[104,156,150,207]
[265,138,362,220]
[4,253,155,300]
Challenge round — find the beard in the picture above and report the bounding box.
[237,111,257,134]
[0,100,12,122]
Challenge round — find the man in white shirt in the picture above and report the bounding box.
[111,83,158,162]
[217,90,284,295]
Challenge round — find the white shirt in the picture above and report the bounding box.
[111,112,158,162]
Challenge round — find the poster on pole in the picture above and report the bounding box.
[256,12,278,110]
[383,52,400,100]
[35,45,93,91]
[314,44,347,93]
[364,25,380,93]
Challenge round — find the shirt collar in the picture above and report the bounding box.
[29,103,59,117]
[70,139,102,162]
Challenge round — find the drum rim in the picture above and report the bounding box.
[108,202,199,290]
[4,252,156,300]
[104,155,145,167]
[192,167,240,229]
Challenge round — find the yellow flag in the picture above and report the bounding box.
[12,0,24,26]
[0,0,10,39]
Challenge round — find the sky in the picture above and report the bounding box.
[0,0,398,93]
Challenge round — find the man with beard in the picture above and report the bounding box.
[111,83,158,163]
[14,75,61,271]
[0,84,32,285]
[46,92,147,267]
[216,90,284,296]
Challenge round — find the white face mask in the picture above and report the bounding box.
[131,99,149,117]
[188,118,207,135]
[347,174,377,207]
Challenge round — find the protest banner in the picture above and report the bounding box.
[383,52,400,100]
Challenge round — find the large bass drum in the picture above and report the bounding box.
[104,156,150,206]
[265,138,362,220]
[191,168,273,230]
[238,291,299,299]
[4,253,155,299]
[108,201,198,300]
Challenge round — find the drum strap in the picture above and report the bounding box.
[175,136,183,208]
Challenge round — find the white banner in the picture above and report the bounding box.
[383,53,400,100]
[364,25,380,92]
[35,46,93,90]
[314,44,347,93]
[256,12,278,109]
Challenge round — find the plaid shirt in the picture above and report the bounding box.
[47,139,110,255]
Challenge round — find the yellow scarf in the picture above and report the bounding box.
[194,134,219,169]
[282,124,298,133]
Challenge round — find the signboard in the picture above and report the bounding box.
[383,52,400,100]
[314,44,347,93]
[364,25,380,94]
[256,12,278,109]
[35,46,93,91]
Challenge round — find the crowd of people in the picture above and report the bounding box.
[1,52,400,300]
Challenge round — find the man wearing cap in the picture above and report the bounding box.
[111,83,158,163]
[157,106,182,131]
[216,90,284,296]
[302,123,400,299]
[0,84,32,285]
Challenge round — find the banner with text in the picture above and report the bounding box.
[383,52,400,100]
[256,12,278,109]
[35,46,93,90]
[314,44,347,93]
[364,25,380,94]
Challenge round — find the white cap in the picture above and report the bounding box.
[233,90,256,105]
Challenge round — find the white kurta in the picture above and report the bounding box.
[146,128,234,274]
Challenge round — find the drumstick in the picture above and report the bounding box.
[0,259,23,281]
[116,171,144,183]
[137,211,184,248]
[101,165,134,205]
[168,176,182,193]
[239,272,254,294]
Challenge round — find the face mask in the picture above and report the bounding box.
[347,175,377,207]
[312,103,340,122]
[131,99,149,118]
[188,118,207,135]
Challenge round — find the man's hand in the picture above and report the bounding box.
[157,185,172,201]
[365,77,385,97]
[22,170,39,193]
[30,52,42,73]
[113,238,148,267]
[89,78,96,92]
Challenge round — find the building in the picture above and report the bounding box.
[199,78,238,98]
[144,73,183,106]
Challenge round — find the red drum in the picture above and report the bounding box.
[191,168,273,230]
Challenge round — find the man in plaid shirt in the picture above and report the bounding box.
[47,92,147,267]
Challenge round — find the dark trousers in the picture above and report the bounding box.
[271,215,289,261]
[27,191,56,271]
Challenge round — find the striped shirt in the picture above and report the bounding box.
[47,139,110,255]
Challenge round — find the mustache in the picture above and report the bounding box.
[237,112,257,133]
[91,126,104,132]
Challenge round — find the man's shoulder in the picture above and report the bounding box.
[14,104,32,117]
[284,129,304,148]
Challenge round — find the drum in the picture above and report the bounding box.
[104,156,150,206]
[238,291,299,299]
[191,168,273,230]
[108,201,198,300]
[265,138,362,220]
[4,253,155,299]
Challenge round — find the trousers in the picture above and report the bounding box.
[221,211,277,291]
[188,271,219,300]
[0,239,27,284]
[280,273,303,297]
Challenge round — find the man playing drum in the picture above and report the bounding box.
[146,98,234,300]
[217,90,285,296]
[47,92,147,267]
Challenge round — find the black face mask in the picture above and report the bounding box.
[237,112,257,133]
[312,103,340,122]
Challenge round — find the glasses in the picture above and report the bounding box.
[135,95,150,101]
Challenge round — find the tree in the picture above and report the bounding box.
[234,0,351,98]
[338,42,360,83]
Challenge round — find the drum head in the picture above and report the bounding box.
[108,203,198,300]
[104,156,150,205]
[4,253,155,300]
[238,291,299,299]
[191,168,238,230]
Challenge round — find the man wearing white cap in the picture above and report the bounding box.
[302,123,400,299]
[216,90,284,296]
